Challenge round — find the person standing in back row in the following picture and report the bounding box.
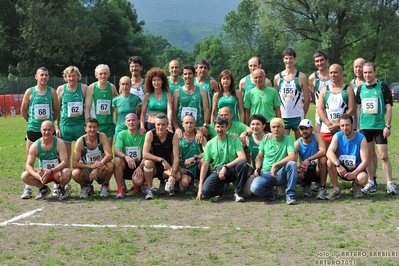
[274,48,310,140]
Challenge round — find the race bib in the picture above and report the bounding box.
[42,159,59,170]
[126,146,141,161]
[181,107,198,121]
[34,104,50,120]
[96,100,111,115]
[282,83,294,98]
[85,150,104,164]
[339,155,356,170]
[362,98,378,114]
[326,108,343,123]
[67,102,83,117]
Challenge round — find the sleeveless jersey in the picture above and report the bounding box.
[320,85,349,133]
[37,137,60,169]
[217,94,239,122]
[358,81,386,130]
[243,75,256,100]
[168,76,184,95]
[130,80,145,101]
[277,71,304,119]
[194,77,213,109]
[27,86,54,132]
[179,135,202,173]
[92,82,114,125]
[177,86,204,127]
[314,72,331,107]
[148,91,168,113]
[112,93,142,134]
[297,133,319,169]
[151,128,174,165]
[80,133,105,164]
[248,134,261,166]
[336,131,364,170]
[60,83,85,126]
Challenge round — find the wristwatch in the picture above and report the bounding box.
[385,125,391,129]
[203,123,208,128]
[160,158,165,163]
[334,160,341,167]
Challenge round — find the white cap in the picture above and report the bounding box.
[298,119,313,128]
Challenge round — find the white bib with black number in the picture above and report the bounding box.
[126,146,141,160]
[34,104,50,120]
[96,100,111,115]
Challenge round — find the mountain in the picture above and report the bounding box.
[130,0,241,50]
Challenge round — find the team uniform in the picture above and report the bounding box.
[244,86,280,123]
[313,72,331,125]
[92,82,115,137]
[146,91,168,130]
[112,93,141,135]
[151,128,174,178]
[79,133,106,184]
[168,76,184,95]
[277,71,304,130]
[59,83,85,142]
[176,86,204,127]
[194,77,213,109]
[335,131,365,180]
[179,136,202,179]
[115,129,146,179]
[248,135,261,168]
[357,81,392,144]
[37,137,61,184]
[351,77,360,130]
[216,94,240,122]
[207,121,248,138]
[320,85,349,142]
[297,133,320,185]
[27,86,55,141]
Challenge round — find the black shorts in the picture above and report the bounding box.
[26,131,42,142]
[145,122,155,131]
[122,159,142,180]
[360,129,387,145]
[338,163,367,181]
[155,162,166,180]
[303,167,320,184]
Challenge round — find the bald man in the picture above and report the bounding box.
[239,56,273,100]
[244,69,281,129]
[168,60,185,95]
[21,120,71,200]
[317,64,355,146]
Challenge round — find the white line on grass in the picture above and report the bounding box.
[9,222,213,230]
[0,207,44,226]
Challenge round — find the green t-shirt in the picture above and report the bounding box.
[60,83,85,126]
[92,82,114,125]
[27,86,54,132]
[208,121,248,138]
[258,135,295,172]
[203,135,243,172]
[168,76,184,95]
[115,130,146,161]
[112,94,142,134]
[244,86,280,122]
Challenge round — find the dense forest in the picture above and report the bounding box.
[0,0,398,86]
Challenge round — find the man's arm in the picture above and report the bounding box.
[21,89,32,122]
[266,78,273,88]
[197,160,210,200]
[317,87,330,126]
[210,78,218,93]
[171,134,180,175]
[308,73,316,104]
[142,131,161,162]
[352,137,369,175]
[51,88,60,123]
[200,88,210,124]
[55,138,70,170]
[72,138,92,169]
[25,142,39,176]
[274,106,281,118]
[166,92,174,125]
[326,134,339,163]
[226,150,246,169]
[84,84,94,119]
[211,93,218,123]
[345,87,356,116]
[55,85,63,134]
[99,132,113,165]
[273,74,280,90]
[172,89,181,130]
[299,72,310,115]
[384,103,392,138]
[238,76,246,96]
[274,151,297,169]
[111,84,118,98]
[237,90,245,123]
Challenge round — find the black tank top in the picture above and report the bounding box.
[151,128,174,164]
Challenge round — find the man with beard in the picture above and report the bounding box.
[197,116,248,202]
[326,114,369,199]
[294,119,327,200]
[194,58,218,110]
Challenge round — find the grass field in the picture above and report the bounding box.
[0,105,398,266]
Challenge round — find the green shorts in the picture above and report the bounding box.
[283,117,302,131]
[99,123,115,138]
[60,124,85,142]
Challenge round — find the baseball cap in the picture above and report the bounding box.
[298,119,313,128]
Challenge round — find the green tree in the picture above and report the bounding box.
[192,36,230,78]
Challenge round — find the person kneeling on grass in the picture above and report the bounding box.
[326,113,369,199]
[114,113,146,199]
[71,118,114,198]
[197,116,248,202]
[250,118,298,205]
[21,120,71,200]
